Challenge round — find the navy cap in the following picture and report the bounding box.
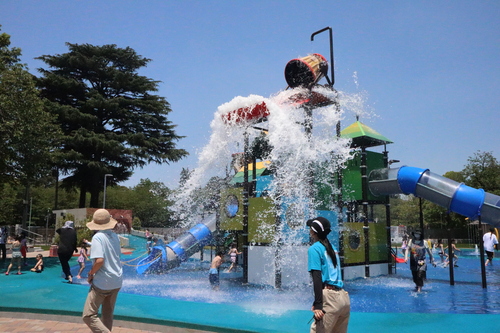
[306,217,331,237]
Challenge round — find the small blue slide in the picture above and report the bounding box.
[136,214,216,274]
[368,166,500,227]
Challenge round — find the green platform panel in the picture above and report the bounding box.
[343,222,388,264]
[220,187,244,231]
[248,197,276,243]
[343,222,365,264]
[342,151,386,202]
[220,189,276,244]
[369,222,388,262]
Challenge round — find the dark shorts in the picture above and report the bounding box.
[486,251,494,260]
[209,273,219,286]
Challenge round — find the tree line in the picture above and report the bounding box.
[0,27,187,228]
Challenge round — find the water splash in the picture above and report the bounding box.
[168,86,370,285]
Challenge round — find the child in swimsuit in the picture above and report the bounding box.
[5,235,22,275]
[76,241,89,279]
[227,244,242,272]
[31,254,44,273]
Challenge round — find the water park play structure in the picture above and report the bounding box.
[135,27,500,288]
[3,28,500,333]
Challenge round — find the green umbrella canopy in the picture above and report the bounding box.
[341,121,393,148]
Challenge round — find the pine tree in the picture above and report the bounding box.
[36,43,188,207]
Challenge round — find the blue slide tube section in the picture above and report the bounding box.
[136,214,216,274]
[368,166,500,227]
[167,222,212,261]
[136,245,167,275]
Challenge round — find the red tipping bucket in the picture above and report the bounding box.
[284,53,328,88]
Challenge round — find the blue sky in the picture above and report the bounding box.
[2,1,499,188]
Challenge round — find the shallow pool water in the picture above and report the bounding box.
[110,236,500,316]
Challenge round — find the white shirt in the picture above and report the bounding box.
[483,232,499,252]
[90,230,123,290]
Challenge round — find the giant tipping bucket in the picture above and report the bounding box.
[284,53,328,88]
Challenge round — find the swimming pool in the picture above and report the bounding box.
[0,237,499,333]
[117,236,500,314]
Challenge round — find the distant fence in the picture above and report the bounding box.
[131,227,188,243]
[2,225,56,247]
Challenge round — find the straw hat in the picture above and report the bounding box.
[87,209,117,231]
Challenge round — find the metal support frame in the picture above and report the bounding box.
[479,215,487,288]
[243,131,250,284]
[360,147,370,277]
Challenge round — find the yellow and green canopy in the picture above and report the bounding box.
[341,121,393,148]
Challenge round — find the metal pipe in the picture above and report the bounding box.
[311,27,334,86]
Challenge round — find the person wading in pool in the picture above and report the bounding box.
[404,228,436,292]
[307,217,350,333]
[483,228,498,267]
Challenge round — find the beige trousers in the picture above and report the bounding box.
[310,289,350,333]
[82,285,120,333]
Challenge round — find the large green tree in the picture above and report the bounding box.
[36,43,188,208]
[462,151,500,195]
[0,28,61,225]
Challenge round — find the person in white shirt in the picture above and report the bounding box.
[483,228,499,267]
[82,209,123,333]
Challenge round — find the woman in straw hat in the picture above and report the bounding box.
[82,209,123,333]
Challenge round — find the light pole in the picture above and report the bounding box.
[103,174,113,208]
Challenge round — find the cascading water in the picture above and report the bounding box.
[169,84,370,287]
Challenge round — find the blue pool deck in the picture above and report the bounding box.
[0,246,499,333]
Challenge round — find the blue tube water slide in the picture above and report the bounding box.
[136,214,216,274]
[368,166,500,227]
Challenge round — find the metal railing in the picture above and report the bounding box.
[16,227,45,247]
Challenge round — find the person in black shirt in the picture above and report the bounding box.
[56,221,78,283]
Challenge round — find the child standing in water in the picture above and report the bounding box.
[405,229,436,292]
[5,235,22,275]
[30,254,44,273]
[227,244,242,272]
[76,241,89,279]
[445,239,461,268]
[209,251,224,291]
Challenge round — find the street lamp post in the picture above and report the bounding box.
[103,174,113,208]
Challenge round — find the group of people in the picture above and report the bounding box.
[3,232,34,275]
[2,212,120,333]
[435,238,461,267]
[208,244,242,291]
[53,209,123,333]
[5,211,500,333]
[402,227,500,295]
[0,210,122,333]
